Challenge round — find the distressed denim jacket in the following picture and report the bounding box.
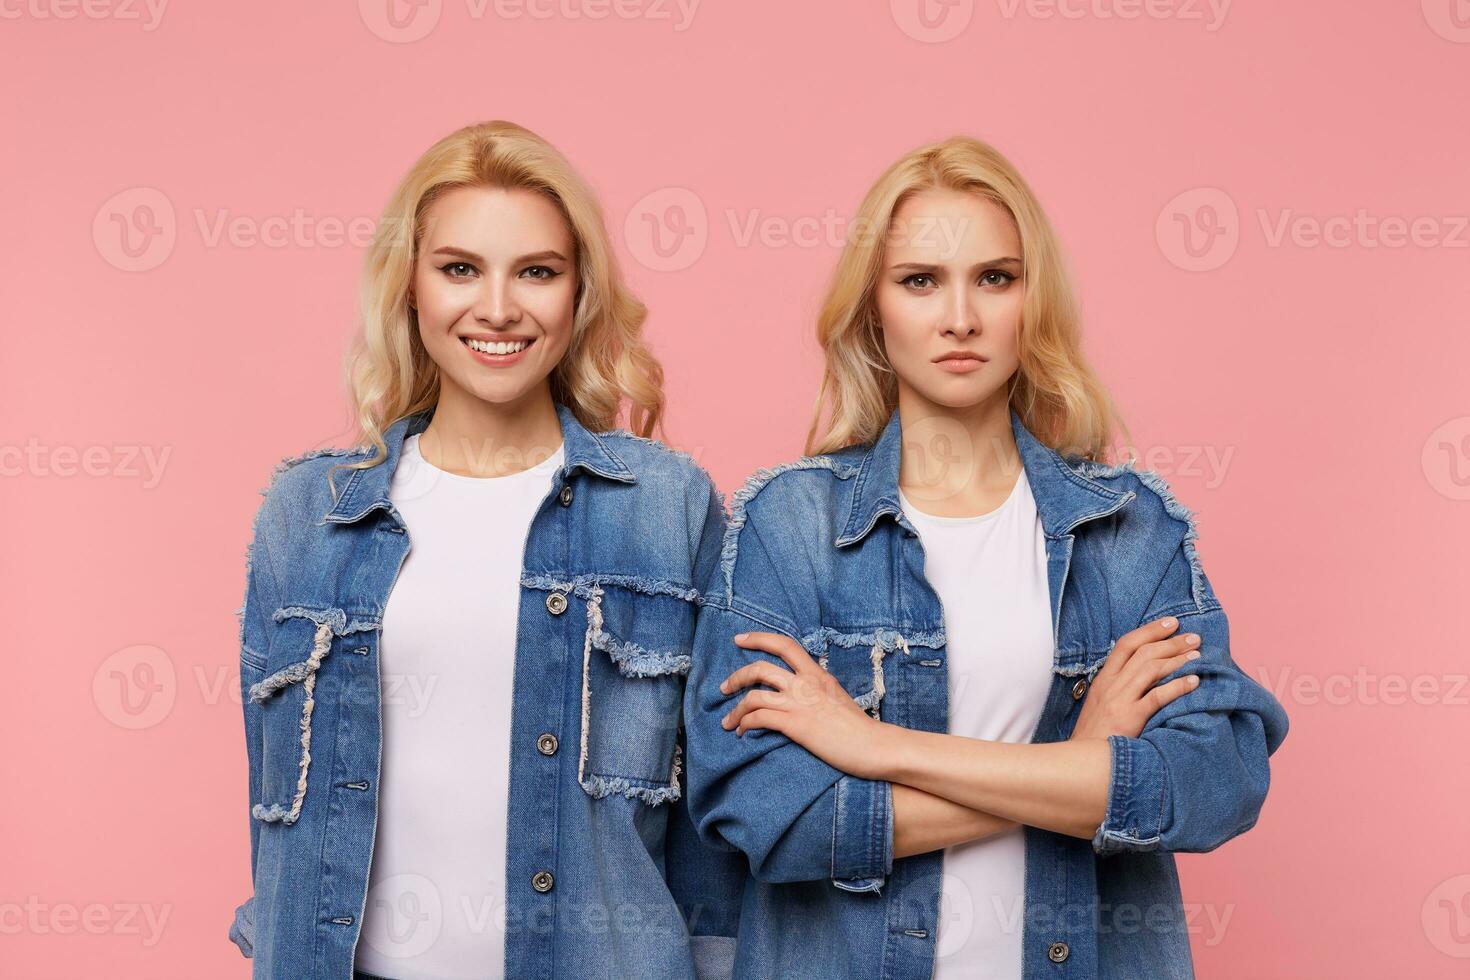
[684,407,1290,980]
[228,401,745,980]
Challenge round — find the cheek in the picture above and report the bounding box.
[529,280,577,338]
[412,268,457,325]
[875,288,927,361]
[988,294,1025,355]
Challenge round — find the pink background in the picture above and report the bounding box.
[4,1,1468,976]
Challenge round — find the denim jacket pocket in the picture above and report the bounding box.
[247,604,380,825]
[577,583,694,806]
[808,626,940,722]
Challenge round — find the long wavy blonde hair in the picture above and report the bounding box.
[331,119,665,487]
[805,135,1127,460]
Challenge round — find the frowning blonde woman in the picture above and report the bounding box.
[684,136,1289,980]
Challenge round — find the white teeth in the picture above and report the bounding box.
[465,338,529,355]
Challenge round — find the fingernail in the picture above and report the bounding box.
[1161,617,1177,629]
[1187,651,1201,660]
[1184,633,1200,646]
[719,681,728,693]
[1187,674,1200,686]
[735,632,748,641]
[720,713,730,727]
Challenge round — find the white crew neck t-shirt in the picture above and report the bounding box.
[897,470,1055,980]
[353,432,564,980]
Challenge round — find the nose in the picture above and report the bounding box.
[473,276,523,329]
[941,284,979,339]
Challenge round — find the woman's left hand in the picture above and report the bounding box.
[719,631,891,780]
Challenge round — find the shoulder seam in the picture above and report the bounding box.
[718,455,860,604]
[258,446,366,499]
[1073,458,1210,612]
[598,428,703,467]
[595,429,723,512]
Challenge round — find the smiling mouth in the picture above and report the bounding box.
[462,336,534,356]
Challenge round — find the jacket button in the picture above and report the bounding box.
[537,733,558,755]
[1047,940,1070,963]
[531,870,555,892]
[558,484,574,506]
[1072,678,1089,701]
[546,592,568,615]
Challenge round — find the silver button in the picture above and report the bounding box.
[558,484,574,506]
[1047,941,1070,963]
[531,870,554,892]
[1071,678,1089,701]
[546,592,568,615]
[537,733,558,756]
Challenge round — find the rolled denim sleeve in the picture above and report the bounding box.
[685,602,895,889]
[829,774,894,893]
[1093,543,1290,856]
[683,507,895,891]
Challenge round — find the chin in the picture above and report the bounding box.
[467,379,539,405]
[918,383,1000,411]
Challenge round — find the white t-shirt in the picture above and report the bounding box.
[354,432,563,980]
[897,470,1055,980]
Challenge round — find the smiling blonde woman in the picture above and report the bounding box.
[228,120,742,980]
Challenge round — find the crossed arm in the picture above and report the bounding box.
[718,616,1202,854]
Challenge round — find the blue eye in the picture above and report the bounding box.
[980,270,1017,287]
[441,262,477,279]
[901,274,936,289]
[521,266,559,280]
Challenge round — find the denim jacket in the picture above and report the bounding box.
[684,406,1290,980]
[229,401,744,979]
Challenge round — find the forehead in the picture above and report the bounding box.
[419,184,574,254]
[885,188,1019,261]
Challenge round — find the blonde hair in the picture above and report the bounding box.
[331,119,665,490]
[805,135,1127,460]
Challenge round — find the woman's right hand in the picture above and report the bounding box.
[1070,616,1202,741]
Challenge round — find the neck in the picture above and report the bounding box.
[895,385,1022,512]
[418,381,563,478]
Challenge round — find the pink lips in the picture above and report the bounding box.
[461,336,534,368]
[934,352,986,374]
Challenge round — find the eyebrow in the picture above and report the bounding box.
[888,256,1023,271]
[430,246,570,264]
